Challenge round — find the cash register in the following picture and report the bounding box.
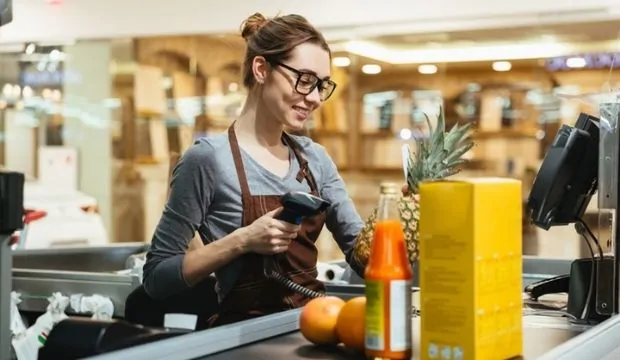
[526,108,619,324]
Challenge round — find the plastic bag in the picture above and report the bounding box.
[12,292,69,360]
[116,252,146,282]
[10,292,27,336]
[70,294,115,320]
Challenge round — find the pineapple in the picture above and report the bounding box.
[353,107,474,266]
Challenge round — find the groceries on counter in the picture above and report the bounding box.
[419,178,523,360]
[364,182,413,360]
[299,296,366,353]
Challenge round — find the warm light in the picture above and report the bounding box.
[228,82,239,92]
[2,84,12,97]
[399,128,412,140]
[51,90,62,102]
[332,57,351,67]
[42,88,52,99]
[361,64,382,75]
[566,57,587,68]
[11,85,21,98]
[339,39,614,65]
[492,61,512,72]
[22,86,33,99]
[418,64,437,74]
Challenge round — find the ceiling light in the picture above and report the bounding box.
[332,57,351,67]
[340,40,611,65]
[418,64,437,74]
[492,61,512,72]
[566,57,587,68]
[362,64,381,75]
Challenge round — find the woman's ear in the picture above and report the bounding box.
[251,56,270,84]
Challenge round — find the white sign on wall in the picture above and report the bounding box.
[38,146,78,191]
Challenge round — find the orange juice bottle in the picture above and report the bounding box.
[365,182,413,360]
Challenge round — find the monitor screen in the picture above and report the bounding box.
[0,0,12,27]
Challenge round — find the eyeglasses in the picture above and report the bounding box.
[273,62,337,101]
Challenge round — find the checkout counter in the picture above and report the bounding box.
[8,249,618,360]
[47,256,616,360]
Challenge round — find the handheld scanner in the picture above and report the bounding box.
[276,191,331,225]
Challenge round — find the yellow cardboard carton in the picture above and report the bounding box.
[419,178,523,360]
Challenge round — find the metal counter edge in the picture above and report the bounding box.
[537,314,620,360]
[85,309,303,360]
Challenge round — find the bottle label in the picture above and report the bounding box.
[365,279,413,352]
[389,279,412,351]
[365,280,385,351]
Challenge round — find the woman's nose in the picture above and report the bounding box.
[305,86,322,105]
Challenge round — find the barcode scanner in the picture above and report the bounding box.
[265,191,331,298]
[276,191,331,225]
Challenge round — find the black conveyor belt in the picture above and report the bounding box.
[199,317,584,360]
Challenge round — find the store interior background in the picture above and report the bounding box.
[1,2,619,263]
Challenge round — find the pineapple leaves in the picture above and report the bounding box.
[406,106,475,193]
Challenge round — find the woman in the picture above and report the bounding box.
[142,12,366,328]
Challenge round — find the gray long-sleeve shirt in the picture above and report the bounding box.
[142,132,364,300]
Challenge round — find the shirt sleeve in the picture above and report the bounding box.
[142,142,213,300]
[314,145,366,278]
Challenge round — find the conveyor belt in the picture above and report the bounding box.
[198,331,365,360]
[198,316,584,360]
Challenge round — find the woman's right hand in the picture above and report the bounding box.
[240,207,301,255]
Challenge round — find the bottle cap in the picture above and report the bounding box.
[379,182,399,194]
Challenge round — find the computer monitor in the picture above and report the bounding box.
[527,113,600,230]
[0,0,12,27]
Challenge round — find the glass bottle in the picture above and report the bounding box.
[365,182,413,360]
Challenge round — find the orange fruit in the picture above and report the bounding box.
[299,296,346,346]
[336,296,366,352]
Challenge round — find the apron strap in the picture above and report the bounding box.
[227,124,252,205]
[282,132,320,194]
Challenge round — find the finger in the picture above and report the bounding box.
[272,220,301,232]
[265,207,283,218]
[272,244,289,253]
[268,228,294,239]
[270,238,293,246]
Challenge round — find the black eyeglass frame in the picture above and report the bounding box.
[272,61,337,101]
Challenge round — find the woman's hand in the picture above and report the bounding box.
[401,184,420,201]
[239,207,300,255]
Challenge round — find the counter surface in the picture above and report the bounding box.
[200,316,585,360]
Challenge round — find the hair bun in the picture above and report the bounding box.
[241,13,268,41]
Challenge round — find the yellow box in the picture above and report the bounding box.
[419,178,523,360]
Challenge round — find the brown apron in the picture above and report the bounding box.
[206,124,327,328]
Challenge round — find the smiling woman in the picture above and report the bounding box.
[141,12,366,329]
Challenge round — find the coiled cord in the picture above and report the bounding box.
[265,269,326,299]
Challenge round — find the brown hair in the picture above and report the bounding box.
[240,12,331,88]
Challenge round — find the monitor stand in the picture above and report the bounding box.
[1,233,13,360]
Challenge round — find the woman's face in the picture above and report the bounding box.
[256,42,332,131]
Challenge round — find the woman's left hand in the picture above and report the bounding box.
[401,184,420,201]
